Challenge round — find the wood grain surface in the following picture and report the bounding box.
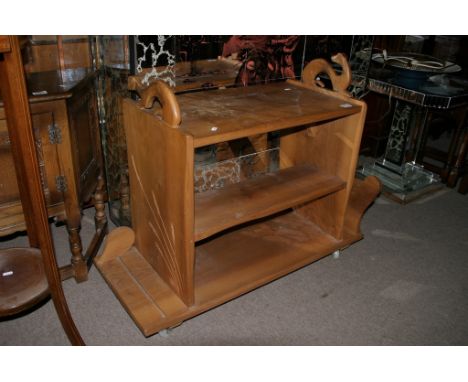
[97,55,378,337]
[195,164,345,241]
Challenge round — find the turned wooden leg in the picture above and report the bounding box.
[67,224,87,282]
[94,174,107,230]
[62,183,87,282]
[119,169,131,225]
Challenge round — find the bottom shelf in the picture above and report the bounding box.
[194,210,351,307]
[96,210,363,337]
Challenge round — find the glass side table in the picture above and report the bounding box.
[358,73,468,203]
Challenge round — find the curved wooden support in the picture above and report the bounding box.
[345,176,382,236]
[138,81,181,127]
[95,226,135,265]
[302,53,352,96]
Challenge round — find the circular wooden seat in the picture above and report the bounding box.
[0,248,49,317]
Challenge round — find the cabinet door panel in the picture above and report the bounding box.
[30,109,63,206]
[0,102,65,236]
[0,106,63,206]
[0,117,21,204]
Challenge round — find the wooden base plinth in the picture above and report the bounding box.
[95,176,380,337]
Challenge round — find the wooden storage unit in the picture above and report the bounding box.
[22,35,92,74]
[95,55,381,336]
[0,68,105,281]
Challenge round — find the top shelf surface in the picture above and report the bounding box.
[173,81,362,147]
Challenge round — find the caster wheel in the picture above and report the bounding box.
[158,322,183,338]
[158,329,171,338]
[332,250,341,259]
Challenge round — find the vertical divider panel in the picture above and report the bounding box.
[123,99,195,306]
[280,95,367,240]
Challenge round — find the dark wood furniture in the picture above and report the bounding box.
[414,107,468,189]
[0,68,106,282]
[95,54,381,337]
[0,35,84,345]
[22,35,92,74]
[459,174,468,194]
[456,129,468,194]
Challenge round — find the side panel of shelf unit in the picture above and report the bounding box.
[122,99,195,306]
[279,102,367,239]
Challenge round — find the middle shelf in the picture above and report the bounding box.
[194,164,346,242]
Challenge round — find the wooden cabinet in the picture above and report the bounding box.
[0,68,105,281]
[1,101,64,234]
[95,55,381,336]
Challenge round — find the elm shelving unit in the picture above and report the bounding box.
[95,55,381,336]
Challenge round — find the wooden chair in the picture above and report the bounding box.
[0,36,84,345]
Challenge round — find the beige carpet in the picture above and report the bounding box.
[1,187,468,345]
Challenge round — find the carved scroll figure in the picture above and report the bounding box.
[302,53,352,96]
